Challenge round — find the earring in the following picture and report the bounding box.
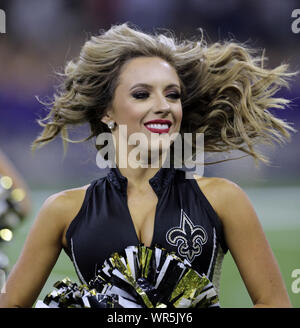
[107,121,115,130]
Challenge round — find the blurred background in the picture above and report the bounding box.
[0,0,299,307]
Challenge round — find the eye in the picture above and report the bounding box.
[166,92,181,100]
[132,91,149,99]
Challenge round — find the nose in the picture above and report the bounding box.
[153,94,171,113]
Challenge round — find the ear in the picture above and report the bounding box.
[101,114,110,125]
[101,107,113,125]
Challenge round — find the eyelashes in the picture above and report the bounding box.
[167,92,182,100]
[131,91,181,100]
[132,91,149,99]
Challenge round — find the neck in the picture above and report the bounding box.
[115,149,170,190]
[117,165,160,190]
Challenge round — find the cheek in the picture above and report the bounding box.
[115,103,145,135]
[115,101,139,122]
[175,104,183,123]
[124,107,145,127]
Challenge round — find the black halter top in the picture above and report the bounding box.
[65,165,228,292]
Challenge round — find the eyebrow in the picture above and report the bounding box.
[129,83,181,91]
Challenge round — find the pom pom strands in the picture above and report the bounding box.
[37,245,220,308]
[35,278,120,308]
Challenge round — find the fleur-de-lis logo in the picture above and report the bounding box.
[166,209,208,262]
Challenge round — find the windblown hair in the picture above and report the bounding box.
[32,23,297,165]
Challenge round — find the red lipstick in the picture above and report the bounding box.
[144,119,172,134]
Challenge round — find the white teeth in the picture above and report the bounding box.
[146,124,169,129]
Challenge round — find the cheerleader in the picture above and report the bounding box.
[0,23,296,308]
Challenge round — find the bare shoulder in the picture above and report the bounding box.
[193,175,249,222]
[36,184,90,247]
[43,184,90,217]
[39,184,90,245]
[193,174,241,198]
[41,185,89,218]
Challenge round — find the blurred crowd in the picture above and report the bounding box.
[0,0,299,187]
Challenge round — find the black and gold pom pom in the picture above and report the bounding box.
[36,245,220,308]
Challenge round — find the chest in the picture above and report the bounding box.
[127,187,158,247]
[68,175,224,284]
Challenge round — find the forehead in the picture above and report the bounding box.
[118,56,180,86]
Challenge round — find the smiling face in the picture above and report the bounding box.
[102,56,183,165]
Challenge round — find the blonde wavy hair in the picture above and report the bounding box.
[32,23,297,165]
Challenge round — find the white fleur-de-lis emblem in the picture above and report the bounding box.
[166,209,208,262]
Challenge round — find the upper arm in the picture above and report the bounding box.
[208,178,291,307]
[0,191,71,308]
